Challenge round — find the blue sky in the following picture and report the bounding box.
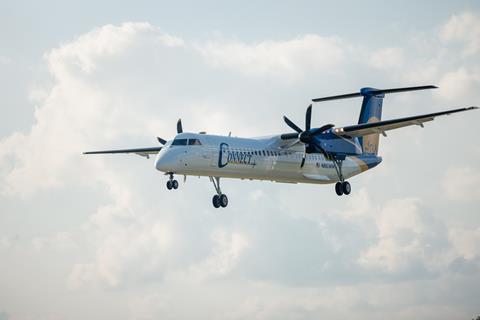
[0,1,479,319]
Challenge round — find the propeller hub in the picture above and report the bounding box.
[299,131,311,143]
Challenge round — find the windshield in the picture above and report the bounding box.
[171,139,187,146]
[171,138,202,146]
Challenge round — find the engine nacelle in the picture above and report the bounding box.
[312,133,362,157]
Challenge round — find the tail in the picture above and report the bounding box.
[312,85,437,156]
[357,88,384,155]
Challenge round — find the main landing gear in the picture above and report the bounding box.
[335,181,351,196]
[166,173,179,190]
[210,176,228,208]
[332,158,351,196]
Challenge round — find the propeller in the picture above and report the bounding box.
[156,118,185,146]
[177,118,183,134]
[281,105,334,167]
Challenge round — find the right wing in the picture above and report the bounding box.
[83,147,162,159]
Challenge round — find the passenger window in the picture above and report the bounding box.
[172,139,187,146]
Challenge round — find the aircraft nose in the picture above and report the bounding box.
[155,150,176,172]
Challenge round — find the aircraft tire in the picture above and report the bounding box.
[342,181,351,195]
[335,182,343,196]
[172,180,179,189]
[166,180,173,190]
[212,195,221,208]
[219,194,228,207]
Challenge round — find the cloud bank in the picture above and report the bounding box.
[0,12,479,320]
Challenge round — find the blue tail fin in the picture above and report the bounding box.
[311,85,438,155]
[357,88,385,155]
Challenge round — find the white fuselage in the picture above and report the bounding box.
[155,133,373,184]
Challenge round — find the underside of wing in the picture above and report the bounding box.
[83,147,162,159]
[334,107,478,137]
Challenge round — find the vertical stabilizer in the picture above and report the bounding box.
[357,88,384,155]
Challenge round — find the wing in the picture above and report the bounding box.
[83,147,162,159]
[333,106,478,137]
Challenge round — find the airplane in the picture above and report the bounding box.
[84,85,477,208]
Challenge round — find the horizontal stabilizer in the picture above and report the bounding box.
[312,85,437,102]
[333,106,478,137]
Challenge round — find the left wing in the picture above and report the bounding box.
[333,106,478,137]
[83,147,162,159]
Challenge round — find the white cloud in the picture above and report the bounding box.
[183,229,248,281]
[440,12,480,56]
[0,22,184,197]
[0,55,11,65]
[437,67,480,102]
[449,227,480,260]
[370,47,405,70]
[442,166,480,201]
[32,231,77,252]
[70,215,174,288]
[0,235,18,249]
[358,198,449,274]
[197,34,345,80]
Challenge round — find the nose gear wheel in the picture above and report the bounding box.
[166,172,179,190]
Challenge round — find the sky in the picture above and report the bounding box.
[1,1,480,319]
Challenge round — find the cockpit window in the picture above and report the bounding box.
[188,138,202,146]
[172,139,188,146]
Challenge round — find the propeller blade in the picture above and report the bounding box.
[157,137,167,145]
[300,147,307,168]
[280,132,299,140]
[177,119,183,134]
[308,123,335,136]
[283,116,302,133]
[305,104,312,131]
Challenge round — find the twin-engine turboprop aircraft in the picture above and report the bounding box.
[84,85,477,208]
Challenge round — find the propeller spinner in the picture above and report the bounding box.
[281,105,334,167]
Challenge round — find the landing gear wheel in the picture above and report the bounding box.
[172,180,179,189]
[212,195,221,208]
[219,194,228,208]
[166,180,173,190]
[335,182,344,196]
[342,181,351,195]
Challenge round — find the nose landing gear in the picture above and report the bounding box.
[210,176,228,208]
[166,173,179,190]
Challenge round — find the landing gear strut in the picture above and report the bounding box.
[332,159,351,196]
[210,176,228,208]
[166,173,179,190]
